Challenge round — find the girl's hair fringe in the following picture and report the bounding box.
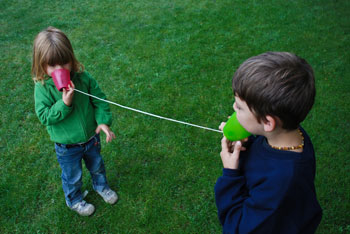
[32,26,84,83]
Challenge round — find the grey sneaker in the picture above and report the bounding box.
[97,188,118,204]
[70,200,95,216]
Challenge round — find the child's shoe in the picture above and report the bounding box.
[70,200,95,216]
[97,188,118,204]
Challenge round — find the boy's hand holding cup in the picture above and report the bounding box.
[219,113,251,169]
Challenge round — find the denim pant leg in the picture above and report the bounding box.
[55,143,84,207]
[83,134,109,193]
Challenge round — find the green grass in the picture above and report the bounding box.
[1,0,349,233]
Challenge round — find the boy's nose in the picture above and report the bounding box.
[233,102,237,111]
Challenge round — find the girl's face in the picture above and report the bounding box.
[46,63,71,77]
[233,96,264,135]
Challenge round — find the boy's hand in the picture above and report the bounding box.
[95,124,116,143]
[220,137,248,169]
[218,115,231,131]
[62,81,75,106]
[219,122,226,131]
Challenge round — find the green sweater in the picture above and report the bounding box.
[34,71,112,144]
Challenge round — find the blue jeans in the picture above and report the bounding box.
[55,134,110,207]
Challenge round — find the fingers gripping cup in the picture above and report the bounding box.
[51,68,71,91]
[223,112,251,141]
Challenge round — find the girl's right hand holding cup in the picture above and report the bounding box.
[62,81,75,106]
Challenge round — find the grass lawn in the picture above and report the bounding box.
[0,0,349,233]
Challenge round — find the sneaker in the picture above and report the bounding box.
[97,188,118,204]
[70,200,95,216]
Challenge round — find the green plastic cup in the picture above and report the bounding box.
[223,112,251,141]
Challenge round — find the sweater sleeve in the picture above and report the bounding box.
[85,72,112,126]
[34,83,73,126]
[215,167,292,234]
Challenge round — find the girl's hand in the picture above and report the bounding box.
[62,81,75,106]
[95,124,116,143]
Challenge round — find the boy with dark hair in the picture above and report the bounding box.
[215,52,322,233]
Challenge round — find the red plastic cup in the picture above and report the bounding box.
[51,68,71,91]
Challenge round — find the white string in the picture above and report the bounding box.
[74,88,223,134]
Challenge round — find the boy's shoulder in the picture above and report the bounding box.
[245,128,315,183]
[251,127,314,161]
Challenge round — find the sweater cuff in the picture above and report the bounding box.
[57,99,73,115]
[223,168,241,177]
[96,117,112,126]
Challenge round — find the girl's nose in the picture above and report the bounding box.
[54,64,64,69]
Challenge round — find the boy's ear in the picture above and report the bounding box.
[263,115,276,132]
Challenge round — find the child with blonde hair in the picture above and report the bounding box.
[32,26,117,216]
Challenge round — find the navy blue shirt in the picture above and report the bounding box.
[215,128,322,234]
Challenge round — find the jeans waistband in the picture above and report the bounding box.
[56,135,96,149]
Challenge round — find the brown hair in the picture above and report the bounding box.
[232,52,315,130]
[31,26,83,82]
